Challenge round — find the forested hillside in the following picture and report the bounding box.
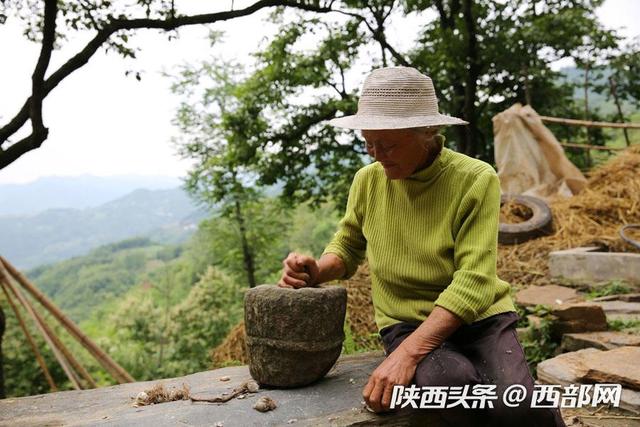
[2,199,340,397]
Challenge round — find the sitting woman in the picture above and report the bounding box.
[278,66,565,427]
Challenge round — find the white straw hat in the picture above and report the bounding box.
[329,66,468,130]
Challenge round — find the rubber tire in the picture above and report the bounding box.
[499,194,553,245]
[620,224,640,250]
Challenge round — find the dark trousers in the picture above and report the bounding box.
[380,311,566,427]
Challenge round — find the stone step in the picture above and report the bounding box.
[549,247,640,286]
[592,294,640,303]
[561,331,640,352]
[592,300,640,322]
[537,347,640,415]
[515,284,585,309]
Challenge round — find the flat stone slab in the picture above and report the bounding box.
[561,331,640,352]
[592,294,640,303]
[578,347,640,391]
[537,348,640,414]
[550,303,608,338]
[591,300,640,322]
[515,284,585,308]
[562,406,640,427]
[549,247,640,285]
[0,352,447,427]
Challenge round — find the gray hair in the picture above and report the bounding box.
[410,126,442,153]
[410,126,441,135]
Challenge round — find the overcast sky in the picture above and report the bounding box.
[0,0,638,184]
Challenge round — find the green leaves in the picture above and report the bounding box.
[169,13,368,211]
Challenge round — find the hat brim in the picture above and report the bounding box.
[328,114,468,130]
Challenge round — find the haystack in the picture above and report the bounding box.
[210,321,248,367]
[498,145,640,288]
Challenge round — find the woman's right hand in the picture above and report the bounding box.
[277,252,320,289]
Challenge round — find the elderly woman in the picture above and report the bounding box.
[278,67,565,427]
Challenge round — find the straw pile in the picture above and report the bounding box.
[341,263,381,348]
[500,198,533,224]
[342,264,377,337]
[498,145,640,288]
[210,321,248,367]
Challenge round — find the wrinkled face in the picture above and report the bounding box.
[361,128,438,179]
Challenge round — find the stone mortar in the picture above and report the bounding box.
[244,284,347,388]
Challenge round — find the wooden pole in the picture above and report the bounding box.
[583,60,592,148]
[0,273,82,390]
[2,273,97,388]
[0,257,134,383]
[609,75,631,146]
[0,281,58,392]
[559,142,626,151]
[540,115,640,129]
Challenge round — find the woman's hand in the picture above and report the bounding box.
[277,252,320,288]
[362,345,419,413]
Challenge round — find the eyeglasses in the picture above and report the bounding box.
[365,141,397,156]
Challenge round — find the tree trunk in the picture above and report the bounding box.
[461,0,481,158]
[609,75,631,146]
[583,60,592,167]
[234,200,257,288]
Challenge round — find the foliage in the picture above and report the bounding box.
[2,194,343,396]
[196,200,291,286]
[25,239,178,322]
[342,318,383,355]
[514,304,558,378]
[169,19,367,210]
[584,280,632,300]
[94,266,244,380]
[607,318,640,332]
[167,267,245,374]
[169,1,638,213]
[0,304,70,397]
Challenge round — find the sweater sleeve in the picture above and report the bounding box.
[434,170,501,324]
[322,169,368,279]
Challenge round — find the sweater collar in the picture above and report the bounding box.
[406,134,449,182]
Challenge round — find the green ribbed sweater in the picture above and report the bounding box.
[323,144,516,332]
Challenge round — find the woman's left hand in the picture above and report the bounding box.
[362,345,419,413]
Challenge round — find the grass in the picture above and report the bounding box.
[342,318,383,356]
[515,303,559,378]
[607,318,640,331]
[584,280,632,300]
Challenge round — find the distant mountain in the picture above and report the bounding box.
[0,175,182,216]
[0,187,208,269]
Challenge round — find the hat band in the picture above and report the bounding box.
[358,98,440,117]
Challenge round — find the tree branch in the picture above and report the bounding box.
[0,0,58,169]
[0,0,334,168]
[332,7,413,68]
[31,0,57,134]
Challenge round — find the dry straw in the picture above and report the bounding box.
[497,145,640,288]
